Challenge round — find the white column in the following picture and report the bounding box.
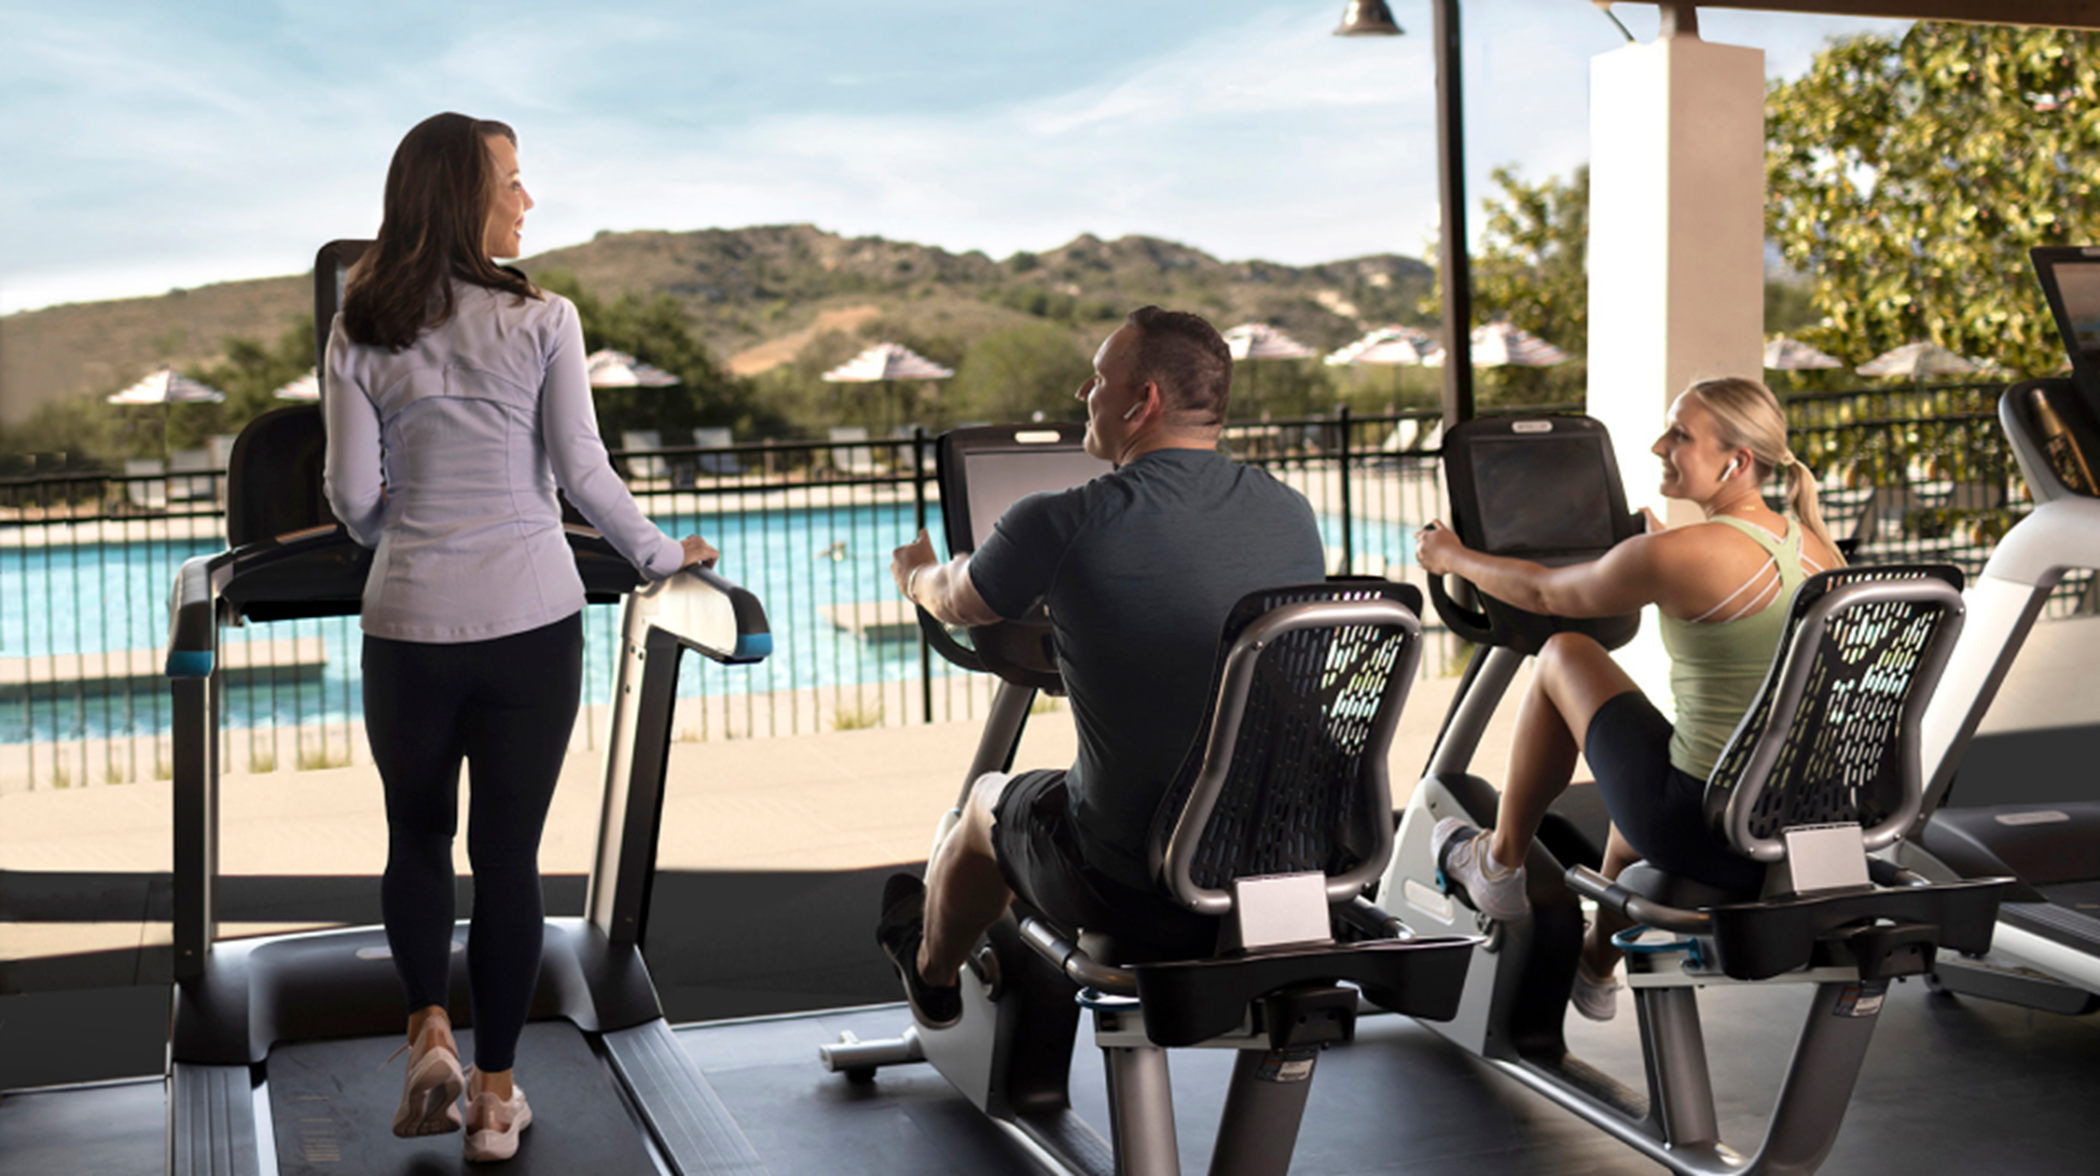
[1587,24,1766,708]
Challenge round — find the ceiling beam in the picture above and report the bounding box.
[1604,2,2100,30]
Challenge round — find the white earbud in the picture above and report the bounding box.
[1721,457,1741,480]
[1122,400,1145,421]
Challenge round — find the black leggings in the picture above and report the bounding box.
[1584,691,1766,893]
[362,613,583,1073]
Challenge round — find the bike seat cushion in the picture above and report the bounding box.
[1616,862,1760,909]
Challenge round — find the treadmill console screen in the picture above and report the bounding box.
[1467,434,1619,557]
[312,239,372,394]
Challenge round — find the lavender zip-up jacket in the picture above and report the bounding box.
[323,281,684,643]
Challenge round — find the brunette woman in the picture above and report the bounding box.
[325,112,714,1162]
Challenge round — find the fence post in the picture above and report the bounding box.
[1338,407,1354,574]
[914,427,933,724]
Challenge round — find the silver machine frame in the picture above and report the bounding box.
[1376,412,1999,1174]
[1902,380,2100,1007]
[820,588,1480,1176]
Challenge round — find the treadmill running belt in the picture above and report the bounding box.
[266,1021,660,1174]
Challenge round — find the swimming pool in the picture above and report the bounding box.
[0,503,1412,743]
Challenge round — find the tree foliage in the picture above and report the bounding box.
[533,269,783,442]
[1765,23,2100,377]
[1419,165,1591,406]
[946,322,1093,425]
[174,321,316,451]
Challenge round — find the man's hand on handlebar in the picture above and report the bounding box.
[680,535,720,570]
[891,529,939,601]
[892,528,1002,628]
[1414,519,1466,577]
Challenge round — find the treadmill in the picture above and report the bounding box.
[1903,245,2100,1015]
[163,242,777,1175]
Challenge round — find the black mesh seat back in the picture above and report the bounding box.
[225,404,341,548]
[1705,564,1965,861]
[1148,580,1422,898]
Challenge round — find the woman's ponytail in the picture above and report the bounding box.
[1784,453,1846,568]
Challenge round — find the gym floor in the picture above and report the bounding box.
[7,974,2097,1175]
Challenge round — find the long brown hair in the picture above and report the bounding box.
[341,113,539,351]
[1682,376,1847,567]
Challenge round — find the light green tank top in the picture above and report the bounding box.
[1659,516,1807,780]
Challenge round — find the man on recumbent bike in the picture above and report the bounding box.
[879,306,1325,1027]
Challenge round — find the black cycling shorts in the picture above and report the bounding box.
[990,769,1219,961]
[1584,691,1765,893]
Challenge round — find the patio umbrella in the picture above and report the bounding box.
[1423,322,1568,367]
[1763,335,1845,372]
[1857,341,1979,380]
[106,368,225,405]
[1326,325,1440,402]
[587,349,680,388]
[1324,325,1440,368]
[822,342,954,432]
[274,369,321,401]
[107,367,226,458]
[1222,323,1316,411]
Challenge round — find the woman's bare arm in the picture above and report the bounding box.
[1416,522,1706,620]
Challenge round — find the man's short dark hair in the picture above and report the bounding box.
[1125,306,1231,427]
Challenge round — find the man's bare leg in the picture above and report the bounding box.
[917,773,1016,987]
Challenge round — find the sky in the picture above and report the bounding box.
[0,1,1908,316]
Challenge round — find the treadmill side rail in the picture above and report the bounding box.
[169,1062,260,1176]
[603,1020,768,1175]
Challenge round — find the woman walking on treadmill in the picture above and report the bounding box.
[1415,377,1842,1023]
[324,112,716,1162]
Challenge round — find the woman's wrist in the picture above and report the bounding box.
[906,562,926,603]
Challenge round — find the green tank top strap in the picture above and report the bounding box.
[1707,514,1806,589]
[1660,514,1810,781]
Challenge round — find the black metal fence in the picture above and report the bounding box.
[3,390,2088,792]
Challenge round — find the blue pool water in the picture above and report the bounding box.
[0,504,1411,742]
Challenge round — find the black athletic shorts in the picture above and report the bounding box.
[990,769,1221,961]
[1584,692,1765,893]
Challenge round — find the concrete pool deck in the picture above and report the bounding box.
[0,661,1523,967]
[10,611,2099,972]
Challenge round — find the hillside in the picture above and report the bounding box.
[0,225,1433,427]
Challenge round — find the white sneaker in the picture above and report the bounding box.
[388,1020,463,1138]
[1572,958,1622,1022]
[1433,817,1531,922]
[462,1068,532,1163]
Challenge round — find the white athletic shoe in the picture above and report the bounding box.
[462,1068,532,1163]
[1572,958,1622,1022]
[387,1020,464,1138]
[1432,817,1531,922]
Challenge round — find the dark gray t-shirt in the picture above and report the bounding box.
[969,447,1326,890]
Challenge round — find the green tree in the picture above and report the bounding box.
[177,319,316,451]
[948,322,1094,424]
[532,269,782,441]
[1420,165,1590,406]
[1765,23,2100,378]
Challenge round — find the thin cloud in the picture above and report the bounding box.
[0,0,1909,314]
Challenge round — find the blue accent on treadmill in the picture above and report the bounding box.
[736,632,772,660]
[166,650,214,679]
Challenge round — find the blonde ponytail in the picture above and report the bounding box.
[1783,453,1846,568]
[1683,377,1847,568]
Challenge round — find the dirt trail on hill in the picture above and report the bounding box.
[727,304,881,376]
